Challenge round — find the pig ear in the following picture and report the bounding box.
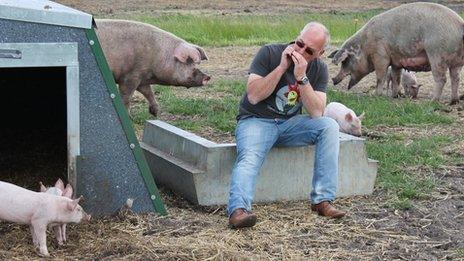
[67,196,83,211]
[63,184,73,199]
[39,182,47,192]
[332,49,349,65]
[327,49,338,59]
[358,112,365,121]
[345,113,353,122]
[195,45,208,61]
[174,43,201,64]
[55,178,65,191]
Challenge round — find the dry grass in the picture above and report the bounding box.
[1,180,462,260]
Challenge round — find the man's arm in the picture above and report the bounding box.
[299,86,326,117]
[246,68,286,105]
[290,52,326,117]
[247,45,296,105]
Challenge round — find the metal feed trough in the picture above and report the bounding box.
[0,0,165,216]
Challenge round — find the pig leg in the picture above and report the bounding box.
[118,83,137,115]
[61,224,67,244]
[30,225,38,248]
[53,225,64,246]
[372,56,390,96]
[137,84,159,117]
[430,61,448,102]
[389,67,402,98]
[31,222,49,257]
[449,66,462,105]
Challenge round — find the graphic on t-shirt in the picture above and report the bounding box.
[284,82,300,106]
[274,82,301,115]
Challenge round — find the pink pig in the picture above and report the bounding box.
[0,181,90,257]
[39,179,74,246]
[323,102,365,137]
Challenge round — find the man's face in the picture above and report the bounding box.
[293,30,325,61]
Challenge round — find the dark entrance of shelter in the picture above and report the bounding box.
[0,67,67,190]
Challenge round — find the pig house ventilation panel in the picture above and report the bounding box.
[0,0,166,216]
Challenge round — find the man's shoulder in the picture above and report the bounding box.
[309,58,328,73]
[262,43,287,53]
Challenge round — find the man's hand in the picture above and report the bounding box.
[279,45,295,71]
[289,51,308,81]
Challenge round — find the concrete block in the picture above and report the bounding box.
[142,120,378,206]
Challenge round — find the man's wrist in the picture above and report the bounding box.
[297,75,310,85]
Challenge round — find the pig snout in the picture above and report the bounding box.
[332,76,343,85]
[202,75,211,86]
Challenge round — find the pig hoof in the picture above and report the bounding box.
[38,251,50,257]
[149,105,158,117]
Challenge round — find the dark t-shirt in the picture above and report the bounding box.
[237,43,329,121]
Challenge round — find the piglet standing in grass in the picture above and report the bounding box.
[386,67,422,98]
[323,102,364,137]
[39,179,74,246]
[0,181,91,257]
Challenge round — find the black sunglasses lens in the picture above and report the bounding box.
[296,41,304,48]
[306,48,314,55]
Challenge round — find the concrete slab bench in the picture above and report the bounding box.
[141,120,378,206]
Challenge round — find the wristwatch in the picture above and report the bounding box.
[297,75,309,85]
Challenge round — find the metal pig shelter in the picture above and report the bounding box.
[0,0,166,216]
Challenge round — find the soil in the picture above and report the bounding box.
[1,1,463,260]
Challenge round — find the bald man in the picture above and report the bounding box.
[228,22,346,229]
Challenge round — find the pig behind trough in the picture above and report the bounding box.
[323,102,364,137]
[329,2,464,104]
[95,19,211,117]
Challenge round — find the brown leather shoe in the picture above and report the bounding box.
[311,201,346,218]
[228,208,257,229]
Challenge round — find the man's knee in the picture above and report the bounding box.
[319,116,339,133]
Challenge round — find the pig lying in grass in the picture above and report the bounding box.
[324,102,364,137]
[39,179,74,247]
[95,19,211,117]
[0,181,90,257]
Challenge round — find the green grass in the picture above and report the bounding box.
[135,11,464,47]
[367,135,453,209]
[135,11,381,46]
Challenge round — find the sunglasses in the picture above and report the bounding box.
[295,39,316,56]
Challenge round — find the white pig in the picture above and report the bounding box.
[39,179,74,246]
[323,102,365,137]
[0,181,90,257]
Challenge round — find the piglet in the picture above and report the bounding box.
[323,102,364,137]
[39,179,74,246]
[386,68,422,98]
[0,181,90,257]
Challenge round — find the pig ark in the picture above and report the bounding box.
[95,19,211,117]
[0,181,90,257]
[329,2,464,104]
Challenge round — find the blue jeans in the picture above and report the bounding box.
[227,115,340,216]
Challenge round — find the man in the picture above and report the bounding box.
[228,22,345,229]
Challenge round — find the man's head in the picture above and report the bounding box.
[294,22,330,61]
